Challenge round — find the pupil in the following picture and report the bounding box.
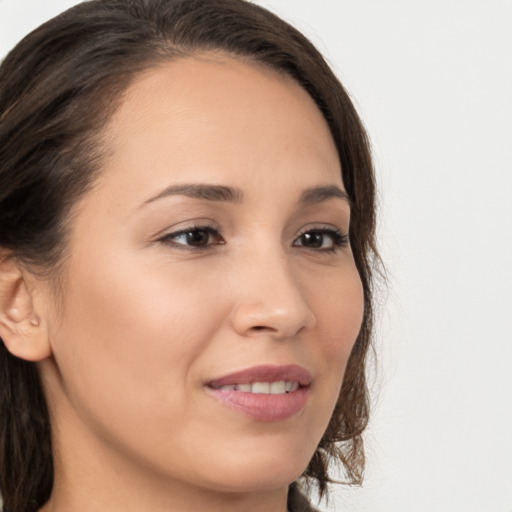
[186,230,208,246]
[303,232,322,248]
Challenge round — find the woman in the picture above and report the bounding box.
[0,1,378,511]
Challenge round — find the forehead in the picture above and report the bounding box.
[86,55,344,219]
[110,56,337,164]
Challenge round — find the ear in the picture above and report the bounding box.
[0,254,52,361]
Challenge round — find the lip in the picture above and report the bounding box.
[207,364,312,388]
[205,364,312,422]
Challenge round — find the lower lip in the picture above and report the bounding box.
[206,387,309,422]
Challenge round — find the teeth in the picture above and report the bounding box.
[286,381,299,392]
[218,381,299,394]
[269,381,286,394]
[251,382,270,394]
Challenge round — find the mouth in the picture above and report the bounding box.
[205,364,311,422]
[213,381,300,394]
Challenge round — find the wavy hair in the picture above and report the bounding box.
[0,1,379,511]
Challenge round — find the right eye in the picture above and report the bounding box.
[158,226,225,250]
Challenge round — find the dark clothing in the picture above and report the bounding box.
[287,483,319,512]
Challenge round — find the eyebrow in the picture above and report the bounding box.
[143,183,244,205]
[299,185,351,207]
[143,183,351,207]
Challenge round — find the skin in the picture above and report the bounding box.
[27,56,364,511]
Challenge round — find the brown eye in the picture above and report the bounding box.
[159,226,224,249]
[293,229,348,251]
[299,232,324,248]
[184,229,211,246]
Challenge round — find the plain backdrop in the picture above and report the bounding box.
[1,1,511,511]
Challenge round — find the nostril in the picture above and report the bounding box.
[249,325,280,334]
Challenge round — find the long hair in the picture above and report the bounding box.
[0,1,379,510]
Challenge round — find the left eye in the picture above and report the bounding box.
[293,229,348,251]
[159,227,224,248]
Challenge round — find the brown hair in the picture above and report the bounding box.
[0,1,378,510]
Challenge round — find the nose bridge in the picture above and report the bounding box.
[230,240,316,338]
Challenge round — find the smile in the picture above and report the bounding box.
[216,381,300,394]
[206,365,311,421]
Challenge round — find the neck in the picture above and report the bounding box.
[41,466,290,512]
[41,422,290,512]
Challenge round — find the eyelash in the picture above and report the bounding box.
[157,224,349,253]
[293,227,349,252]
[158,225,224,250]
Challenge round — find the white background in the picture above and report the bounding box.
[1,1,511,511]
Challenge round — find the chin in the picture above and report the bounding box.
[202,467,303,495]
[194,441,313,494]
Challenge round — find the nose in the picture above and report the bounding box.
[229,250,316,340]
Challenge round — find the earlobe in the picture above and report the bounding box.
[0,255,52,362]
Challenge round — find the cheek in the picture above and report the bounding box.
[49,252,225,420]
[308,264,364,418]
[314,266,364,358]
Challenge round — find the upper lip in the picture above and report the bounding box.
[207,364,312,388]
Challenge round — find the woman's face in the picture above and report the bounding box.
[40,56,364,499]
